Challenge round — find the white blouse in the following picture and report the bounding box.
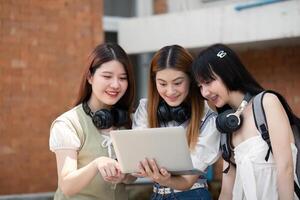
[49,120,81,152]
[50,120,114,149]
[49,119,115,158]
[132,98,220,172]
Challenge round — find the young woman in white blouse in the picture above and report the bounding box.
[132,45,220,200]
[49,43,136,200]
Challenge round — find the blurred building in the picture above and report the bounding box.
[112,0,300,107]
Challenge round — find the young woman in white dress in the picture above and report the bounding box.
[192,43,299,200]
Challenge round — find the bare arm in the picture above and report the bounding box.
[263,93,294,200]
[55,149,128,196]
[218,160,235,200]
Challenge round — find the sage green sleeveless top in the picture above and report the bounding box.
[52,104,128,200]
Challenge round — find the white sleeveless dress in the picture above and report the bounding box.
[232,133,299,200]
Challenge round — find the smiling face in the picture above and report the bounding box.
[197,73,229,108]
[88,60,128,110]
[155,68,190,107]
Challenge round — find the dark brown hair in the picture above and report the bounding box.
[74,43,135,127]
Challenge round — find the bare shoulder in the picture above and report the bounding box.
[262,92,281,108]
[261,92,287,120]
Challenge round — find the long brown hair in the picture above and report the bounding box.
[74,43,135,128]
[148,45,204,150]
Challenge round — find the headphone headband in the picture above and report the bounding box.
[216,92,252,134]
[82,101,94,117]
[234,92,252,116]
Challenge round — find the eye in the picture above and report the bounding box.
[200,79,212,86]
[174,81,183,86]
[204,80,211,84]
[158,82,167,87]
[120,76,128,81]
[102,75,111,79]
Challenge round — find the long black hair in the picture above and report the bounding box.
[192,43,300,126]
[192,43,264,112]
[192,44,264,95]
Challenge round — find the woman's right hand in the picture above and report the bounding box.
[95,157,124,183]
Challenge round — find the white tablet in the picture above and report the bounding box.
[110,127,203,175]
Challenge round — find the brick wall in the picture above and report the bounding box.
[241,45,300,115]
[0,0,103,194]
[153,0,167,14]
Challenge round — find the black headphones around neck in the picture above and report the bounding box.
[157,100,191,125]
[216,93,252,134]
[82,101,129,129]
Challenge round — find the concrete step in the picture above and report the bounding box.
[0,192,54,200]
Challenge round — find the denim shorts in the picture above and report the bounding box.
[150,187,212,200]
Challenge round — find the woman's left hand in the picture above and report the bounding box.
[138,158,171,186]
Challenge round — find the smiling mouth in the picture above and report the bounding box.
[106,91,119,97]
[208,95,218,103]
[166,96,179,102]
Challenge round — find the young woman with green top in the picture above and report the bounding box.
[49,43,136,200]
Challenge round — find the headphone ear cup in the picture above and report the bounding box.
[157,101,171,124]
[216,109,236,133]
[216,93,251,134]
[216,111,227,133]
[92,109,113,129]
[111,108,129,127]
[170,105,191,124]
[225,113,242,132]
